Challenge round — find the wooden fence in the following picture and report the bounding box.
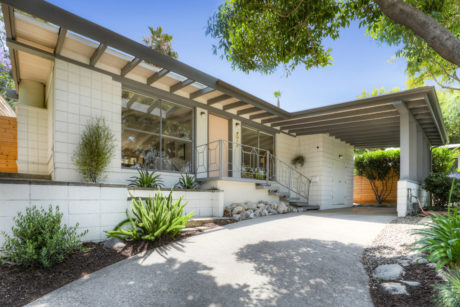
[0,115,17,173]
[353,173,398,204]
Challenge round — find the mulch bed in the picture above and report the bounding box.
[368,263,443,307]
[0,221,234,307]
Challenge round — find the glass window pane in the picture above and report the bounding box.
[161,137,192,172]
[259,132,274,153]
[241,126,258,148]
[122,129,161,169]
[162,102,193,140]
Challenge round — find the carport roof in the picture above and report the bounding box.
[1,0,448,147]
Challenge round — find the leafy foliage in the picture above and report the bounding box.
[434,267,460,307]
[1,205,87,268]
[143,26,178,59]
[129,169,164,188]
[174,174,199,190]
[432,147,459,174]
[73,117,115,183]
[424,173,460,209]
[106,192,193,241]
[357,86,400,99]
[291,155,305,167]
[437,90,460,141]
[207,0,459,78]
[354,149,400,204]
[415,209,460,270]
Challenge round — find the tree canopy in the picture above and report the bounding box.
[207,0,460,80]
[143,26,178,59]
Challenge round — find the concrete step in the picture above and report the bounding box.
[255,183,271,190]
[289,202,319,210]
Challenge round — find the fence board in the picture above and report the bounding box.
[353,172,397,204]
[0,116,17,173]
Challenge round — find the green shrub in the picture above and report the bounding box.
[107,191,193,241]
[73,117,115,183]
[175,173,199,190]
[354,149,400,204]
[291,155,305,167]
[415,209,460,270]
[424,173,460,209]
[1,206,88,268]
[434,267,460,307]
[432,147,459,174]
[129,169,164,188]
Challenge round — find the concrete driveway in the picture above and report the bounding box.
[29,207,395,307]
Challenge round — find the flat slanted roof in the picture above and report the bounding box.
[1,0,448,147]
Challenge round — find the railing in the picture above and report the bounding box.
[195,140,311,201]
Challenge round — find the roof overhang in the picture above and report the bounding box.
[1,0,291,134]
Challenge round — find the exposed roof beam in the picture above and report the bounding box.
[126,95,138,109]
[282,112,400,131]
[146,100,161,114]
[237,107,261,116]
[170,78,194,93]
[330,129,400,139]
[223,101,246,111]
[250,112,275,120]
[291,117,400,134]
[121,57,142,76]
[262,117,283,124]
[89,43,107,66]
[54,27,67,55]
[273,105,396,127]
[208,94,231,106]
[147,68,169,85]
[189,87,215,100]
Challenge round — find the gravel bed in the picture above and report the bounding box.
[362,216,444,306]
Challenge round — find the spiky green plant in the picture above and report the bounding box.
[73,117,115,183]
[106,191,193,241]
[128,169,164,188]
[174,173,199,190]
[415,209,460,270]
[434,267,460,307]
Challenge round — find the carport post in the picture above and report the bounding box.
[393,101,431,217]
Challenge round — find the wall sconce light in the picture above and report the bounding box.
[339,154,343,159]
[316,146,320,150]
[235,122,240,126]
[200,111,206,117]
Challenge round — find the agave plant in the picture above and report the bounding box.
[128,169,163,188]
[175,173,199,190]
[107,191,193,241]
[414,209,460,270]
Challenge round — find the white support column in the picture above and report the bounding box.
[232,120,242,178]
[195,107,208,178]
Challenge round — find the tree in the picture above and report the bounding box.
[358,86,400,98]
[274,90,282,107]
[143,26,178,59]
[207,0,460,75]
[0,12,15,108]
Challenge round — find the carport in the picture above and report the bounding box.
[267,87,448,216]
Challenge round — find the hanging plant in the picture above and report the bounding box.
[291,155,305,168]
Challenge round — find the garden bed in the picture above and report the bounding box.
[362,216,444,306]
[0,220,234,307]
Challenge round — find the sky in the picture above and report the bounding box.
[48,0,409,112]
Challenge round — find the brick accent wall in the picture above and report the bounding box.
[0,116,17,173]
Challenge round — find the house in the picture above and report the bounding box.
[0,1,448,241]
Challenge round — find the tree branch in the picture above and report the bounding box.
[427,68,460,91]
[261,0,304,18]
[373,0,460,66]
[432,60,460,82]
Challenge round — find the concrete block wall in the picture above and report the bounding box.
[397,180,429,217]
[53,60,122,183]
[0,181,128,244]
[16,105,48,175]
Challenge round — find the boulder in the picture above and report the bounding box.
[244,201,258,210]
[277,202,288,214]
[241,210,253,220]
[380,282,408,295]
[268,208,278,215]
[233,214,241,221]
[253,209,261,217]
[230,203,245,210]
[270,203,278,210]
[232,206,244,216]
[401,280,421,287]
[223,206,231,217]
[373,264,404,281]
[103,237,126,249]
[257,202,266,210]
[260,209,268,216]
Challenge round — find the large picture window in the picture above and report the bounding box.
[241,126,274,179]
[121,90,193,172]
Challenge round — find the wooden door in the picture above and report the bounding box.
[208,114,229,177]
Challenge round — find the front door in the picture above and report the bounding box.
[208,114,229,177]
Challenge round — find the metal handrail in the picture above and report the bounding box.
[195,139,311,202]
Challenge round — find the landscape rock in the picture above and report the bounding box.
[373,264,405,280]
[380,282,408,295]
[397,259,411,267]
[253,209,261,217]
[232,206,244,215]
[233,214,241,221]
[277,202,288,214]
[401,280,421,287]
[260,209,268,216]
[268,208,278,215]
[230,203,245,210]
[223,206,231,217]
[103,237,126,249]
[244,201,258,210]
[257,202,266,209]
[270,203,278,210]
